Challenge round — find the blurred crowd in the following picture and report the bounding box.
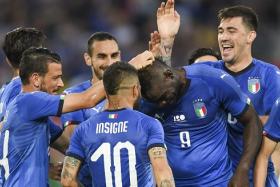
[0,0,279,86]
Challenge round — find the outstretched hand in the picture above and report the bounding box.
[157,0,180,39]
[128,50,155,70]
[149,31,161,58]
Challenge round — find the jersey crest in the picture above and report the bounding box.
[248,78,260,94]
[193,99,207,118]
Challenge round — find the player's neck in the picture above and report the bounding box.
[225,54,253,72]
[12,69,19,78]
[92,74,99,84]
[106,96,134,110]
[22,84,39,93]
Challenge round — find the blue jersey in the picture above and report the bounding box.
[0,77,62,143]
[61,80,105,186]
[264,98,280,141]
[67,108,165,187]
[148,65,250,186]
[199,59,280,182]
[0,77,21,122]
[0,92,64,187]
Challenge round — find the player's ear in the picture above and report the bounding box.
[247,31,256,44]
[84,52,92,67]
[31,73,41,89]
[132,84,140,99]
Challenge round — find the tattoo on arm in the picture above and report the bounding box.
[150,147,166,159]
[160,179,175,187]
[160,41,174,66]
[61,156,81,182]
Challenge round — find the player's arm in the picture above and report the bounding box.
[61,156,83,187]
[62,80,105,113]
[51,131,69,154]
[259,115,269,125]
[148,146,175,187]
[156,0,180,66]
[229,105,262,187]
[254,136,277,187]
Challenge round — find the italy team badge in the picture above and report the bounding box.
[193,101,207,118]
[248,78,260,94]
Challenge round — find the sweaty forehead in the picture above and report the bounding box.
[91,40,119,55]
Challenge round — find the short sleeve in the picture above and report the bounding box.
[263,67,280,115]
[263,98,280,142]
[21,92,64,120]
[212,72,250,117]
[61,110,85,127]
[66,124,86,161]
[48,118,63,143]
[143,117,165,151]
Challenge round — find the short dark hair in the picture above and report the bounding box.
[138,59,170,98]
[218,5,258,31]
[188,48,221,65]
[87,32,118,56]
[2,27,47,69]
[103,62,138,95]
[19,47,61,85]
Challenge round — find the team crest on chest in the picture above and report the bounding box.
[193,99,207,118]
[248,77,261,94]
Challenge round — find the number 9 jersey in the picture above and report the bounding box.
[67,108,165,187]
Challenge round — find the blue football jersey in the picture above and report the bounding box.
[0,91,64,187]
[61,80,106,186]
[148,65,250,186]
[0,77,21,122]
[67,108,165,187]
[198,59,280,182]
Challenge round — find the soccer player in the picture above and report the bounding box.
[254,98,280,187]
[61,32,121,138]
[61,62,174,187]
[138,59,262,186]
[0,27,46,122]
[0,47,108,186]
[188,47,220,65]
[0,27,67,181]
[155,3,280,185]
[60,32,155,186]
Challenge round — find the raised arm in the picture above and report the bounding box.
[148,146,175,187]
[157,0,180,66]
[61,156,82,187]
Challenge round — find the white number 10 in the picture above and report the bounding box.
[91,141,137,187]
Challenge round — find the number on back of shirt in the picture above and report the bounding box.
[91,141,137,187]
[180,131,191,148]
[0,130,10,180]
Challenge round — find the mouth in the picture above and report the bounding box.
[221,43,234,55]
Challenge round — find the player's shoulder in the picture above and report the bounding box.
[253,58,280,72]
[2,77,21,95]
[64,80,91,94]
[184,63,228,81]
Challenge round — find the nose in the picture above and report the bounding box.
[58,78,64,88]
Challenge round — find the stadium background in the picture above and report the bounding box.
[0,0,279,87]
